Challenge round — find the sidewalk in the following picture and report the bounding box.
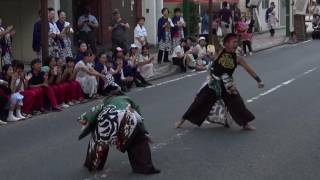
[22,29,288,81]
[148,28,288,81]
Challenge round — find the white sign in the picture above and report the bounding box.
[294,0,309,15]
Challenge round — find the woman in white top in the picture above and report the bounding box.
[134,17,148,49]
[138,45,154,79]
[74,51,102,98]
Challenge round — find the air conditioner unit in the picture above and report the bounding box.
[247,0,262,8]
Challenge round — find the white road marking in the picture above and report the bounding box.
[130,71,206,93]
[303,67,318,75]
[302,40,312,44]
[152,66,319,152]
[151,129,190,151]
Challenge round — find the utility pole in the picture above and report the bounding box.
[208,0,213,44]
[286,0,290,36]
[183,0,191,37]
[40,0,48,61]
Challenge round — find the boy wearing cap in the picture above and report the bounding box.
[194,37,211,70]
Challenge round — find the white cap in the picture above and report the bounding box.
[116,47,124,51]
[130,44,138,49]
[199,37,206,42]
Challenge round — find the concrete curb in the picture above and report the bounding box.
[147,64,180,81]
[253,39,288,53]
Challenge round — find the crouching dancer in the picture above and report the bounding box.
[78,93,160,175]
[176,33,265,130]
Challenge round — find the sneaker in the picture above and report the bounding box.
[0,120,7,125]
[16,114,26,120]
[22,113,32,118]
[73,100,80,104]
[61,103,70,109]
[52,106,62,112]
[7,115,21,122]
[68,101,74,106]
[249,52,253,56]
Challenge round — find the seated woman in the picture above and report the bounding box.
[45,57,70,108]
[127,44,152,87]
[61,57,85,104]
[194,37,210,71]
[94,52,121,95]
[112,47,134,92]
[74,41,88,63]
[26,59,61,112]
[172,38,192,72]
[78,93,160,174]
[0,64,23,122]
[137,45,154,79]
[74,50,103,99]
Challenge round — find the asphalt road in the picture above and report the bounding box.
[1,40,320,180]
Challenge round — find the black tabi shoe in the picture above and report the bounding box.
[133,168,161,175]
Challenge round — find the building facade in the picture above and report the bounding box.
[0,0,143,63]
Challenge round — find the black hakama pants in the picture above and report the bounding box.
[183,84,255,127]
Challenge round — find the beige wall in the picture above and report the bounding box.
[0,0,62,64]
[0,0,39,63]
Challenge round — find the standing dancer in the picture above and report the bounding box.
[176,33,264,130]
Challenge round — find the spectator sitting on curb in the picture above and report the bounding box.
[127,44,152,87]
[9,63,32,121]
[60,57,85,104]
[138,45,155,79]
[94,52,121,95]
[194,37,210,71]
[0,64,25,122]
[28,59,62,112]
[45,57,70,109]
[74,41,88,63]
[74,50,103,99]
[184,37,198,60]
[172,38,193,72]
[113,47,134,92]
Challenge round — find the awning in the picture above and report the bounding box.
[164,0,240,4]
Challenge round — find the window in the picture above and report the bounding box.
[262,0,270,9]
